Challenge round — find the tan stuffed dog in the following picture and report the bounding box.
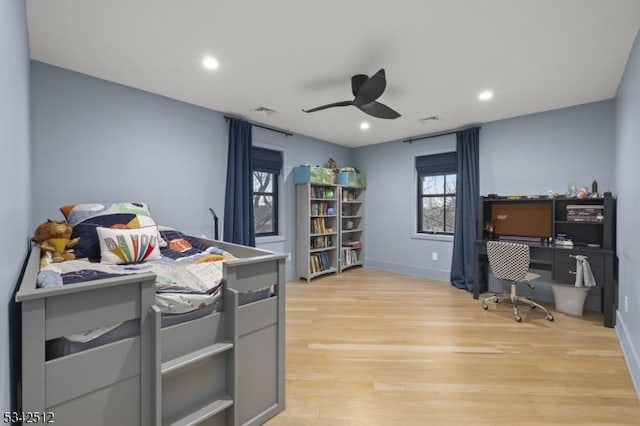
[32,220,80,266]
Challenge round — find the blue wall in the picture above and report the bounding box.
[614,30,640,399]
[0,0,30,413]
[30,61,352,280]
[354,100,615,286]
[480,100,615,196]
[353,134,457,281]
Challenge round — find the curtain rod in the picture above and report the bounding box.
[403,126,482,144]
[224,116,293,137]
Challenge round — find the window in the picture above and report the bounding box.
[416,152,457,234]
[252,147,283,236]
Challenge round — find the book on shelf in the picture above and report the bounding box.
[310,252,332,273]
[311,217,327,234]
[342,248,359,266]
[566,205,604,222]
[311,235,333,249]
[342,240,361,249]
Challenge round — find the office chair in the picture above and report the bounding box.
[482,241,554,322]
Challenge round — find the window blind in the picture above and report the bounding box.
[252,147,283,174]
[415,152,457,175]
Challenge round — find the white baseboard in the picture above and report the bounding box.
[364,258,451,283]
[616,311,640,401]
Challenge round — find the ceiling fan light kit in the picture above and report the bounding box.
[303,69,401,119]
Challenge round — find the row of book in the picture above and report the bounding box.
[566,205,604,222]
[342,248,360,266]
[311,235,334,249]
[310,252,332,274]
[342,190,358,202]
[311,217,332,234]
[310,186,335,200]
[342,240,362,249]
[311,202,334,216]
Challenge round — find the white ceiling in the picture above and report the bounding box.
[26,0,640,148]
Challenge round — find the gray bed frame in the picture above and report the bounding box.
[16,238,287,426]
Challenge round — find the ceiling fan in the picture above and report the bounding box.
[302,69,401,119]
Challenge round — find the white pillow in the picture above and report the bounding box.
[97,226,162,264]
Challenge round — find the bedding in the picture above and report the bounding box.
[61,202,164,260]
[37,229,239,344]
[38,230,233,312]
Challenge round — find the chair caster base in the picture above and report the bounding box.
[514,315,522,322]
[546,314,554,321]
[482,303,488,310]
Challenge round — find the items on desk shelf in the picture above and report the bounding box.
[484,221,495,239]
[565,183,577,197]
[577,187,589,199]
[566,205,604,223]
[554,233,573,247]
[591,179,598,194]
[497,235,542,243]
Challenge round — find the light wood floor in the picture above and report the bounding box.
[266,268,639,426]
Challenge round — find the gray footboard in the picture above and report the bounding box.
[17,241,287,426]
[16,247,157,426]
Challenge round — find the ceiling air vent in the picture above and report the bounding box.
[251,105,278,116]
[418,115,440,124]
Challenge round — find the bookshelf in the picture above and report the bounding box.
[296,183,339,281]
[339,186,364,272]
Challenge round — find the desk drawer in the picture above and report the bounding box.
[552,253,605,285]
[553,249,605,267]
[528,246,553,264]
[553,264,605,285]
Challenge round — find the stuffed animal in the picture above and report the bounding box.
[32,220,80,266]
[327,158,339,174]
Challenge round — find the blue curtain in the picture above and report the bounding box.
[223,118,255,246]
[450,127,480,291]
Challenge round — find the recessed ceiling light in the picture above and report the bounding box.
[202,56,219,70]
[360,122,370,130]
[478,90,493,101]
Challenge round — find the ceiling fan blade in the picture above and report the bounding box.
[358,101,401,119]
[351,74,368,97]
[302,100,353,113]
[354,69,386,104]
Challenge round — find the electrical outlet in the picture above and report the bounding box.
[624,296,629,313]
[432,252,438,261]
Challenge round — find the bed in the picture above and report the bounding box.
[16,222,287,425]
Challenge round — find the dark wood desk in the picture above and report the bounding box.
[473,240,615,328]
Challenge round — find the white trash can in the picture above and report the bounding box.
[551,284,590,316]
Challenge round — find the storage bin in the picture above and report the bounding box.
[337,171,366,188]
[321,168,335,184]
[293,166,334,184]
[552,284,590,316]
